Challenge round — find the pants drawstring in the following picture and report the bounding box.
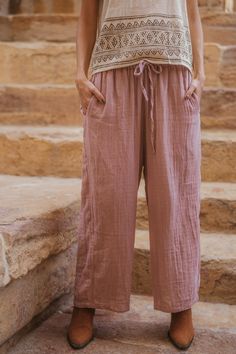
[134,60,162,154]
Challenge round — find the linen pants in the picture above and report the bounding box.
[73,60,201,313]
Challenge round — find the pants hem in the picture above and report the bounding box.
[73,300,130,313]
[153,295,199,313]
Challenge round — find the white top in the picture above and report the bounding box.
[89,0,193,75]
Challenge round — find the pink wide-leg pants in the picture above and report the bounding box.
[73,60,202,313]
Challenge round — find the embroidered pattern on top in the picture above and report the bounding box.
[91,13,192,73]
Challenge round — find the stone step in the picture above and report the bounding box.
[0,84,235,129]
[137,178,236,233]
[0,84,82,126]
[0,174,80,288]
[201,87,236,129]
[202,12,236,45]
[200,0,236,12]
[133,230,236,305]
[196,180,236,232]
[205,43,236,88]
[0,14,78,42]
[0,125,235,182]
[7,294,236,354]
[0,42,235,87]
[0,174,80,347]
[9,0,81,14]
[201,129,236,182]
[0,125,84,178]
[0,12,236,44]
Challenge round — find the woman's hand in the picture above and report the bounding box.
[185,74,206,101]
[75,76,106,115]
[75,0,100,114]
[186,0,205,102]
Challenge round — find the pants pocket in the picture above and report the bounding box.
[189,90,201,112]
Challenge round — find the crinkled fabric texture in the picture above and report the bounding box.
[73,62,201,313]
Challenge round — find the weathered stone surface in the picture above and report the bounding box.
[7,294,236,354]
[201,129,236,182]
[0,125,84,177]
[137,179,236,233]
[0,293,73,354]
[0,244,77,347]
[0,42,234,87]
[204,43,222,87]
[220,45,236,87]
[0,14,78,42]
[198,0,230,10]
[0,174,80,287]
[10,0,81,14]
[132,230,236,304]
[204,44,236,88]
[201,88,236,129]
[0,42,76,84]
[0,125,235,180]
[0,174,81,346]
[0,84,82,126]
[0,234,10,286]
[200,181,236,232]
[202,12,236,45]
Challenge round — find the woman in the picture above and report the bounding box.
[67,0,205,350]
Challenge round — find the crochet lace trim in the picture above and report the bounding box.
[91,13,193,73]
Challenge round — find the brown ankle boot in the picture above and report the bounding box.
[168,308,195,350]
[67,307,95,349]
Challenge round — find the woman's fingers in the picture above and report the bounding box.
[185,78,198,98]
[80,93,93,114]
[185,75,205,100]
[82,88,105,112]
[93,87,106,103]
[185,79,204,103]
[76,77,106,113]
[185,85,196,98]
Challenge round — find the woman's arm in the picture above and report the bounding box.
[75,0,105,113]
[186,0,206,99]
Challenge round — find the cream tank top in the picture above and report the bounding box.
[89,0,193,76]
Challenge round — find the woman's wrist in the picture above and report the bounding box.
[193,69,206,82]
[75,72,88,85]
